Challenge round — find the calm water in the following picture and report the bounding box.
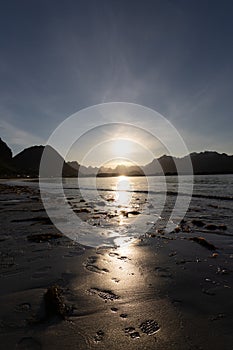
[4,175,233,246]
[34,174,233,246]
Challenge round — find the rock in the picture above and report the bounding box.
[128,210,141,215]
[205,223,227,231]
[192,219,205,227]
[44,285,70,319]
[27,232,63,243]
[205,224,218,230]
[190,236,216,250]
[74,207,91,213]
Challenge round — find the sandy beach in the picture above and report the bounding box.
[0,182,233,350]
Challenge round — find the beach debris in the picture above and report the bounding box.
[44,285,71,319]
[189,236,216,250]
[74,207,91,213]
[140,319,160,335]
[27,232,62,243]
[128,210,140,216]
[88,288,119,301]
[211,253,219,258]
[192,219,205,227]
[120,209,140,217]
[120,313,128,318]
[204,223,227,231]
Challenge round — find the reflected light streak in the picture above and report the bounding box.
[115,175,132,207]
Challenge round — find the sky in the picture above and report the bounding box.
[0,0,233,166]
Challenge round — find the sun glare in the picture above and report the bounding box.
[115,175,132,206]
[112,139,133,158]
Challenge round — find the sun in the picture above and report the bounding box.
[111,139,133,158]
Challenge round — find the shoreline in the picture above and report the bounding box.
[0,183,233,349]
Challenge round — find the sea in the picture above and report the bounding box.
[14,174,233,247]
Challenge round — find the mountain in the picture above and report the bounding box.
[67,161,99,177]
[144,151,233,175]
[189,151,233,174]
[0,137,233,177]
[12,145,78,177]
[0,138,15,175]
[98,164,144,177]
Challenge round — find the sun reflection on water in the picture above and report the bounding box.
[115,175,132,206]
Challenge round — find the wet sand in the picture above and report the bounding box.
[0,183,233,349]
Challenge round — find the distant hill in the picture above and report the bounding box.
[143,151,233,175]
[98,164,144,177]
[13,145,78,177]
[0,139,78,177]
[0,137,232,177]
[67,161,99,177]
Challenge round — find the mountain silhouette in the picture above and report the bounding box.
[0,137,233,177]
[0,138,15,175]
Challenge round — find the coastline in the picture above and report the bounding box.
[0,183,233,349]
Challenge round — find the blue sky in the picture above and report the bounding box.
[0,0,232,165]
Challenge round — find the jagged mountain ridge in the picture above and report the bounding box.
[0,137,233,177]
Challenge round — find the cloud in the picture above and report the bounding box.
[0,119,45,155]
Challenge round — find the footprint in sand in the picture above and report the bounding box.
[94,330,105,342]
[84,256,109,274]
[140,319,160,335]
[124,327,140,339]
[87,288,119,301]
[109,252,119,257]
[154,266,173,278]
[117,256,131,261]
[110,307,118,312]
[111,277,120,283]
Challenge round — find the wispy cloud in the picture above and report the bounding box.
[0,120,45,155]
